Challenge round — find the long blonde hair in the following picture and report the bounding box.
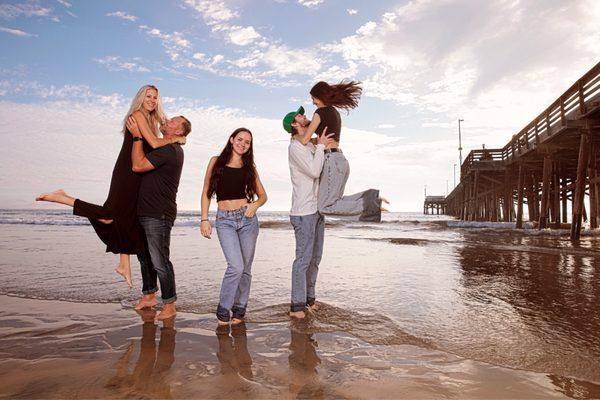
[122,85,167,135]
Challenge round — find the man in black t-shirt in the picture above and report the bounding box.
[126,115,192,321]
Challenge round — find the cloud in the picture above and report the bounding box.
[298,0,324,8]
[0,1,59,21]
[139,25,191,61]
[106,11,138,22]
[0,26,36,37]
[228,25,261,46]
[347,8,358,15]
[95,56,151,73]
[0,92,443,211]
[56,0,71,8]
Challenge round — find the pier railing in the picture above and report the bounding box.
[459,62,600,174]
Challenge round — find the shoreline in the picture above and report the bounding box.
[1,295,598,399]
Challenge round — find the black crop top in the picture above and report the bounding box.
[314,106,342,142]
[216,166,247,202]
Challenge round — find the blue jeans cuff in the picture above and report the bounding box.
[307,297,316,306]
[290,302,307,312]
[217,304,230,322]
[143,287,158,295]
[162,294,177,304]
[232,305,246,320]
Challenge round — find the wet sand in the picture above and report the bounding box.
[0,295,596,399]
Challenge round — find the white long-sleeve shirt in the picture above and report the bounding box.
[288,139,325,216]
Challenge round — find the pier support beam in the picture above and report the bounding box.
[539,156,552,229]
[516,164,525,229]
[571,131,591,240]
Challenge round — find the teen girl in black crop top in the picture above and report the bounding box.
[294,80,387,221]
[200,127,267,325]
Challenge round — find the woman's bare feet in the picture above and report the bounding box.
[157,303,176,320]
[115,254,133,288]
[289,310,306,319]
[135,294,158,310]
[35,189,76,207]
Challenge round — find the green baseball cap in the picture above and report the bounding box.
[282,106,305,133]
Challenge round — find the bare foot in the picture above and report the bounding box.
[380,197,390,204]
[115,264,133,289]
[289,310,306,319]
[217,319,230,326]
[36,189,68,202]
[98,218,114,224]
[135,295,158,310]
[307,303,320,312]
[157,304,176,320]
[231,318,244,325]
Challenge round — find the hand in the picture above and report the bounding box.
[200,220,212,239]
[126,116,142,137]
[171,136,187,145]
[244,203,258,218]
[317,127,335,147]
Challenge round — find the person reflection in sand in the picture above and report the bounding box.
[106,309,176,398]
[289,325,323,398]
[215,322,253,381]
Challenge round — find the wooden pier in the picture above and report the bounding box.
[444,62,600,240]
[424,196,446,215]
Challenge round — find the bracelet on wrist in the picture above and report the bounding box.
[201,219,209,222]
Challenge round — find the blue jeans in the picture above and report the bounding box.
[290,212,324,312]
[137,216,177,304]
[215,207,259,322]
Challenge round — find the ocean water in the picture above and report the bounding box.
[1,209,599,391]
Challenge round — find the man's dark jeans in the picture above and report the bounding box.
[137,216,177,304]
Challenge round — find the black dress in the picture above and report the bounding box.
[73,131,148,254]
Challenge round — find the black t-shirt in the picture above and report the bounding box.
[137,144,184,221]
[314,106,342,142]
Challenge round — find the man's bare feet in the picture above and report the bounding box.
[157,303,176,320]
[289,310,306,319]
[217,319,230,326]
[231,318,244,325]
[135,294,158,310]
[115,265,133,289]
[135,308,157,323]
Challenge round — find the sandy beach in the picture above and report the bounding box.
[1,295,593,399]
[1,210,600,399]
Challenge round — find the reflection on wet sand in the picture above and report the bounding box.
[216,322,253,381]
[289,323,323,399]
[455,232,600,385]
[106,309,176,399]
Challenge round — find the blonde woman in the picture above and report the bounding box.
[36,85,185,288]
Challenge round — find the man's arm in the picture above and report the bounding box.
[127,116,156,173]
[289,142,325,179]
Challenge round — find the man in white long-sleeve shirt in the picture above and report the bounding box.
[282,106,333,319]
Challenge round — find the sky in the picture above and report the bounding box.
[0,0,598,211]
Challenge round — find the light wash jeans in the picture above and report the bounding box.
[290,212,325,312]
[137,216,177,304]
[215,207,259,322]
[317,151,382,222]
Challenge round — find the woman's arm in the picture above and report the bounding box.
[131,111,181,149]
[200,156,217,239]
[245,172,268,217]
[296,113,321,145]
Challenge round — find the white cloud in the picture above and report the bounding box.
[0,2,52,19]
[184,0,238,25]
[57,0,71,8]
[298,0,325,8]
[347,9,358,15]
[0,26,36,37]
[139,25,191,62]
[228,25,261,46]
[106,11,138,22]
[377,124,396,129]
[95,56,150,73]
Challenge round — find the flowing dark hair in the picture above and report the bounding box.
[207,128,258,202]
[310,79,362,110]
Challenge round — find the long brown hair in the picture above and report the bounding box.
[310,79,362,110]
[207,128,258,202]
